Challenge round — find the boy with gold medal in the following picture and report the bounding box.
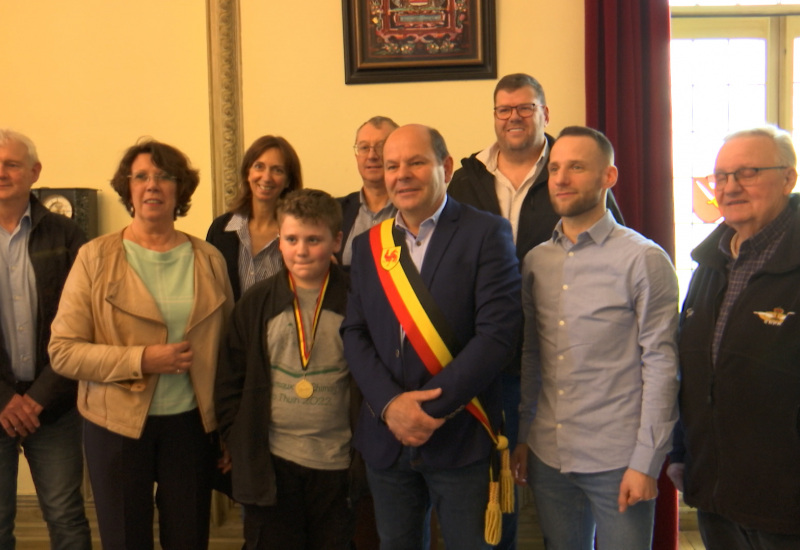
[216,189,357,549]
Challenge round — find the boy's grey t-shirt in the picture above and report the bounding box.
[268,285,351,470]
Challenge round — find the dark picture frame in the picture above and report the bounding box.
[342,0,496,85]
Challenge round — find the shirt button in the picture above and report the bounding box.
[556,423,562,429]
[557,355,564,361]
[395,349,400,358]
[558,389,564,396]
[558,320,565,326]
[562,284,568,290]
[416,241,422,246]
[568,252,574,257]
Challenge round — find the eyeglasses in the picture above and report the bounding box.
[710,165,787,188]
[353,142,385,157]
[128,172,177,184]
[493,103,539,120]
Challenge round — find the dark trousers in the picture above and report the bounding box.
[243,455,352,550]
[83,409,214,550]
[698,509,800,550]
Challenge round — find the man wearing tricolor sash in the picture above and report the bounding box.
[341,124,522,549]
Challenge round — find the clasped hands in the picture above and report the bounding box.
[142,341,193,375]
[0,393,43,438]
[384,388,445,447]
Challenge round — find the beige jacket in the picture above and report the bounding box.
[49,230,234,439]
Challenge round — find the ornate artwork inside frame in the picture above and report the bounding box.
[342,0,496,84]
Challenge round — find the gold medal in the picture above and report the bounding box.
[288,271,329,401]
[295,378,314,399]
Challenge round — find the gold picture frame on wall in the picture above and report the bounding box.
[342,0,496,84]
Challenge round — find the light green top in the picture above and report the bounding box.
[124,240,196,415]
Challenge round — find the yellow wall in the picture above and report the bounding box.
[2,1,585,240]
[241,1,586,198]
[0,1,212,237]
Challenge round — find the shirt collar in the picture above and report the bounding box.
[395,194,448,235]
[476,140,550,175]
[224,212,247,231]
[359,188,395,214]
[718,201,794,258]
[552,209,615,246]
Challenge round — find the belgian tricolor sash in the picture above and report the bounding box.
[369,218,513,544]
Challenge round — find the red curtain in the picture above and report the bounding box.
[585,1,679,550]
[585,0,675,259]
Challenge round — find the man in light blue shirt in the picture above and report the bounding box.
[511,126,679,549]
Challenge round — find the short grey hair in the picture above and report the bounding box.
[354,116,400,143]
[724,126,796,168]
[0,129,39,165]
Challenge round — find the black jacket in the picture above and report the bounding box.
[206,212,244,301]
[215,265,359,505]
[0,194,86,427]
[675,194,800,535]
[337,191,361,267]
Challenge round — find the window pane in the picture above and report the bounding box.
[670,36,767,301]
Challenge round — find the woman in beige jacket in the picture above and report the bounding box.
[49,140,233,550]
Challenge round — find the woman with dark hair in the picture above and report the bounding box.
[207,135,303,300]
[48,139,234,549]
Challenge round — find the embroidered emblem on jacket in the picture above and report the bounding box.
[753,308,795,326]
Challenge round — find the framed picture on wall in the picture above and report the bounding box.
[342,0,496,84]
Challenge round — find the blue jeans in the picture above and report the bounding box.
[527,451,654,550]
[366,447,490,550]
[0,408,91,550]
[697,508,800,550]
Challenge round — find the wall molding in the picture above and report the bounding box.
[207,0,244,217]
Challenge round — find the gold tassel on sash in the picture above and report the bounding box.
[484,481,502,545]
[500,446,515,514]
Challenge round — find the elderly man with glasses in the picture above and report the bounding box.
[338,115,399,268]
[668,126,800,549]
[448,73,623,549]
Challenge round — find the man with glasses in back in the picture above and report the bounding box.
[338,116,399,268]
[668,126,800,549]
[448,74,623,549]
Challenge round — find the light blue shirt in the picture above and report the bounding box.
[395,194,448,272]
[520,210,680,478]
[0,205,37,381]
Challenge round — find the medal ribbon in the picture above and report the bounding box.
[369,219,499,445]
[288,270,330,370]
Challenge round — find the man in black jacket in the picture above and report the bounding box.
[668,126,800,548]
[448,74,623,550]
[0,129,90,549]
